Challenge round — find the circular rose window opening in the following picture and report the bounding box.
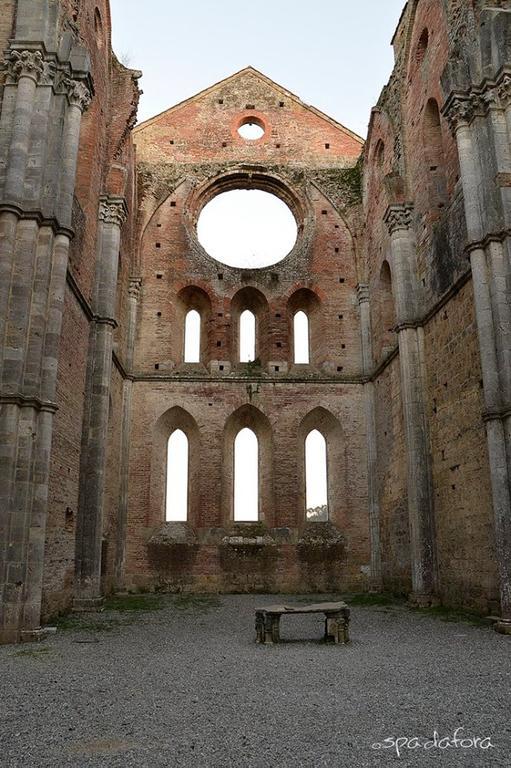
[238,118,265,140]
[197,189,298,268]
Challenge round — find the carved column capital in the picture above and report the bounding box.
[6,49,45,83]
[128,277,142,300]
[64,78,93,112]
[99,197,128,227]
[357,283,370,304]
[384,204,414,236]
[443,94,478,134]
[497,74,511,109]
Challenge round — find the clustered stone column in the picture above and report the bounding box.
[0,45,91,643]
[383,204,438,606]
[115,276,142,588]
[74,197,128,610]
[444,76,511,634]
[357,283,382,590]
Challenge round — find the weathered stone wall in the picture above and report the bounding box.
[423,280,499,611]
[362,0,500,613]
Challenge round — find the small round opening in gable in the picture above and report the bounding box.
[197,189,298,268]
[237,118,265,141]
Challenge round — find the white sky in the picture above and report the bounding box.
[110,0,406,138]
[197,190,297,268]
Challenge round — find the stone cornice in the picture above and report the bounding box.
[0,203,74,239]
[0,393,58,413]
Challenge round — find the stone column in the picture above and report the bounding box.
[74,197,128,610]
[115,277,141,588]
[357,283,382,590]
[444,95,511,633]
[384,205,437,606]
[4,50,45,201]
[0,51,91,643]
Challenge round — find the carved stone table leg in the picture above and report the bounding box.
[324,611,350,644]
[266,613,281,644]
[255,611,265,643]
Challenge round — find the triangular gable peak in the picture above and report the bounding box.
[134,67,363,169]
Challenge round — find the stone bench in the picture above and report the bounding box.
[255,601,350,645]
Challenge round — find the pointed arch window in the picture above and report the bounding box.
[239,310,256,362]
[166,429,189,521]
[423,98,448,210]
[305,429,329,522]
[184,309,201,363]
[234,427,259,521]
[294,310,310,364]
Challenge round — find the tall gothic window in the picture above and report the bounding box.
[166,430,189,521]
[239,310,256,362]
[234,427,259,521]
[294,310,310,364]
[184,309,201,363]
[305,429,328,522]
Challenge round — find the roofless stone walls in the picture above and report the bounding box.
[127,68,370,594]
[2,0,511,643]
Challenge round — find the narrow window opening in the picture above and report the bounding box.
[305,430,328,522]
[240,309,256,362]
[166,429,189,522]
[184,309,201,363]
[234,428,258,521]
[294,311,310,364]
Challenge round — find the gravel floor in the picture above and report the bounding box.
[1,594,510,768]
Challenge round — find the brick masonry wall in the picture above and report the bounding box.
[127,69,368,592]
[125,382,370,594]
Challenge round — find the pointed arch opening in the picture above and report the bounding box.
[298,407,346,527]
[240,310,256,362]
[234,428,259,521]
[423,98,448,211]
[222,404,273,526]
[184,310,201,363]
[293,311,310,364]
[376,260,396,358]
[176,286,212,365]
[150,407,200,527]
[288,288,320,367]
[305,429,329,522]
[166,429,189,521]
[231,287,269,366]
